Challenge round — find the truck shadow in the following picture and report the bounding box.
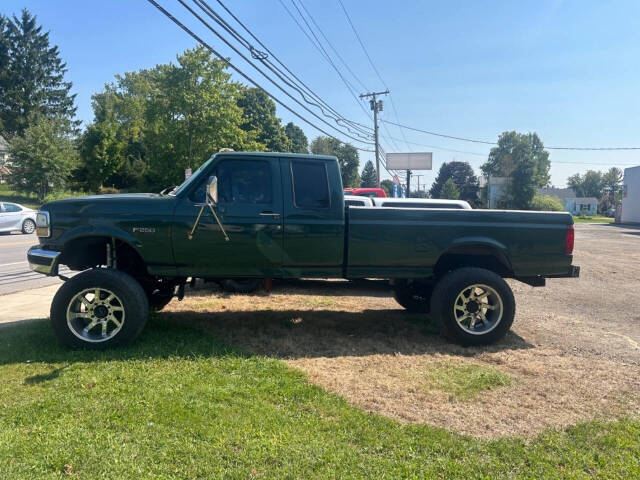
[0,309,533,367]
[159,309,533,360]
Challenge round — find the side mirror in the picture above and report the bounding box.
[206,176,218,204]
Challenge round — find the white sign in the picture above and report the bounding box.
[386,152,432,170]
[393,174,399,184]
[185,168,192,179]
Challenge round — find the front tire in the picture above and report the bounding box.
[22,218,36,234]
[431,267,515,346]
[50,269,149,349]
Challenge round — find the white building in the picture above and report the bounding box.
[621,166,640,223]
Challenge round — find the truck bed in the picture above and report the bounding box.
[346,207,574,278]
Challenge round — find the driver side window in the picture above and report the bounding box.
[189,159,272,205]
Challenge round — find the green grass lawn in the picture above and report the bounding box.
[573,215,614,223]
[1,316,638,479]
[0,184,39,209]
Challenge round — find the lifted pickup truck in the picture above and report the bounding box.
[28,151,579,349]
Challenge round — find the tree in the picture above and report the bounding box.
[82,47,259,191]
[360,160,377,188]
[567,170,604,198]
[481,131,550,209]
[380,179,394,196]
[530,194,564,211]
[602,167,623,197]
[0,10,77,137]
[429,161,478,202]
[237,87,290,152]
[9,117,78,200]
[284,122,308,153]
[310,136,360,188]
[440,178,460,199]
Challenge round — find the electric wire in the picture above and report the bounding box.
[145,0,375,151]
[381,119,640,151]
[336,0,411,150]
[207,0,374,137]
[172,0,374,145]
[277,0,374,122]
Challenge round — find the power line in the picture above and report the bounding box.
[336,0,411,150]
[145,0,374,151]
[174,0,373,145]
[277,0,374,123]
[381,119,640,151]
[296,0,369,93]
[209,0,373,137]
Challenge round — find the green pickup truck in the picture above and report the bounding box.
[28,151,579,349]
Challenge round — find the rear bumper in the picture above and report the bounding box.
[548,265,581,278]
[516,265,580,287]
[27,247,61,276]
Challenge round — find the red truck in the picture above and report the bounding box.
[343,187,387,198]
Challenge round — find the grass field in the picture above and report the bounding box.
[573,215,614,223]
[1,316,638,479]
[0,184,39,209]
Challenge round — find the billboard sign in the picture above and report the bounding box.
[386,152,432,170]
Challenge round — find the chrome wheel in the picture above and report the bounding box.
[66,288,125,343]
[23,219,35,234]
[453,283,503,335]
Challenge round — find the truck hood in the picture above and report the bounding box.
[40,193,178,217]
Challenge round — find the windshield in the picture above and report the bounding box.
[171,156,215,196]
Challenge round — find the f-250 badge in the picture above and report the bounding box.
[133,227,156,233]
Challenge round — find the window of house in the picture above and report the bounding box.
[291,161,330,209]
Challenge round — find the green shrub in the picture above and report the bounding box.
[42,189,90,203]
[530,194,564,211]
[98,186,121,195]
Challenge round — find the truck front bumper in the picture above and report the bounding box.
[27,247,61,276]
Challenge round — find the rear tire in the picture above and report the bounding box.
[22,218,36,234]
[221,278,262,293]
[431,267,515,346]
[391,279,433,313]
[50,269,149,349]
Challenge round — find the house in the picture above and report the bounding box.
[621,166,640,223]
[537,187,598,215]
[0,134,10,183]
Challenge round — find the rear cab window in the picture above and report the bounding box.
[291,160,330,209]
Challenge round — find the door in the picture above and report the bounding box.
[172,157,284,277]
[280,157,345,274]
[0,202,22,231]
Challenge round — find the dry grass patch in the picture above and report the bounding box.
[164,232,640,441]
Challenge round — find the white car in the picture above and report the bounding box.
[344,194,374,207]
[372,198,472,209]
[0,202,37,234]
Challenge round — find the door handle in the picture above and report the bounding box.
[260,212,281,219]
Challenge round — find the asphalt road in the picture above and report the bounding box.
[0,232,68,295]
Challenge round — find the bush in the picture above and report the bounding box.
[42,189,90,204]
[98,186,121,195]
[530,194,564,211]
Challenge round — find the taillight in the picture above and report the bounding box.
[565,225,575,254]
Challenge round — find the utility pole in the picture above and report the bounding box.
[359,90,389,187]
[414,174,424,194]
[406,169,411,197]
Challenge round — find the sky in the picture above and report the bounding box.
[2,0,639,189]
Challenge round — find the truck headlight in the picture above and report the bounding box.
[36,211,51,238]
